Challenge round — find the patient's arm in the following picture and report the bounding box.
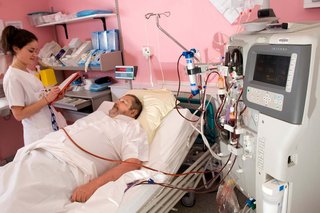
[71,158,141,203]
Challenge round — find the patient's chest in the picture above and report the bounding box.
[64,111,128,175]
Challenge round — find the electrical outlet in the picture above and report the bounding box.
[142,46,152,58]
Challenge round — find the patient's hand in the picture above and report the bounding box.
[71,181,99,203]
[70,158,142,203]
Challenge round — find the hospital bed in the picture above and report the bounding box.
[0,89,216,213]
[63,89,217,213]
[119,109,215,213]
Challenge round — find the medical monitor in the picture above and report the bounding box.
[243,44,311,124]
[253,54,290,87]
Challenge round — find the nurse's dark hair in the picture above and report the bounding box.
[125,94,143,119]
[0,25,38,55]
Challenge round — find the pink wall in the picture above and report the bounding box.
[0,0,319,84]
[117,0,241,84]
[271,0,320,22]
[0,0,53,47]
[47,0,320,85]
[0,0,320,159]
[47,0,118,45]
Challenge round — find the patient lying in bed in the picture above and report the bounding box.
[0,94,149,213]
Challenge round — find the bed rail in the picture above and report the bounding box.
[137,95,217,213]
[139,143,218,213]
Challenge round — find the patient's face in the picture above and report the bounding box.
[109,95,135,118]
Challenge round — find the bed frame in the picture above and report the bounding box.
[139,145,218,213]
[138,96,217,213]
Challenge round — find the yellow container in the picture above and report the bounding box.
[40,68,57,87]
[34,72,41,80]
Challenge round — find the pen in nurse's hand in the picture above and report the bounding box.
[41,88,51,93]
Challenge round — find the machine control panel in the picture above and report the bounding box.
[246,87,284,111]
[285,53,297,93]
[243,44,311,124]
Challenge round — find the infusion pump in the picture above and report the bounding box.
[219,23,320,213]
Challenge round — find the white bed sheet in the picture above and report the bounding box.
[63,108,197,213]
[0,107,196,213]
[118,108,196,212]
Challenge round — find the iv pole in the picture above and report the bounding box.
[145,12,200,62]
[145,11,222,161]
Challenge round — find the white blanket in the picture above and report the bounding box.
[0,108,194,213]
[0,142,157,213]
[62,170,164,213]
[62,108,195,213]
[0,137,98,213]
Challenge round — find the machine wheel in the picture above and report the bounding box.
[181,192,196,207]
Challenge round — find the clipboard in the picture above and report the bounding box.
[50,72,80,104]
[58,72,81,93]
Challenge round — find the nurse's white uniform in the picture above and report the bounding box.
[3,66,64,145]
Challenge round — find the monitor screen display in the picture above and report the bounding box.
[253,54,291,87]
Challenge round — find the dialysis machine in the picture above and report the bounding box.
[218,23,320,212]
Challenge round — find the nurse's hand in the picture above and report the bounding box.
[45,86,61,103]
[71,181,99,203]
[55,89,65,101]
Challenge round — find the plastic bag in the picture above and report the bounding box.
[216,178,241,213]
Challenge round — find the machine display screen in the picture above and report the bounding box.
[253,54,291,87]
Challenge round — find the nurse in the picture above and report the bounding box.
[1,25,66,145]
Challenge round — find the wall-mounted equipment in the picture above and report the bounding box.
[114,66,137,80]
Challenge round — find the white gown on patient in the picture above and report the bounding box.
[0,110,148,213]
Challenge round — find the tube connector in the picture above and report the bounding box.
[228,144,243,156]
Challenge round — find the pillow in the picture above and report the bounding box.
[96,101,114,112]
[126,89,176,143]
[144,108,192,171]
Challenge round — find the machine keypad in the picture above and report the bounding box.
[247,87,284,111]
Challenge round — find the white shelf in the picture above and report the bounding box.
[50,51,123,72]
[35,13,116,27]
[33,0,124,70]
[36,13,117,39]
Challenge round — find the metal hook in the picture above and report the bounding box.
[145,11,193,56]
[161,11,171,17]
[145,12,171,20]
[145,13,156,19]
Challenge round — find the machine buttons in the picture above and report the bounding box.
[286,53,297,93]
[246,87,284,111]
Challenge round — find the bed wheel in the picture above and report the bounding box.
[181,192,196,207]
